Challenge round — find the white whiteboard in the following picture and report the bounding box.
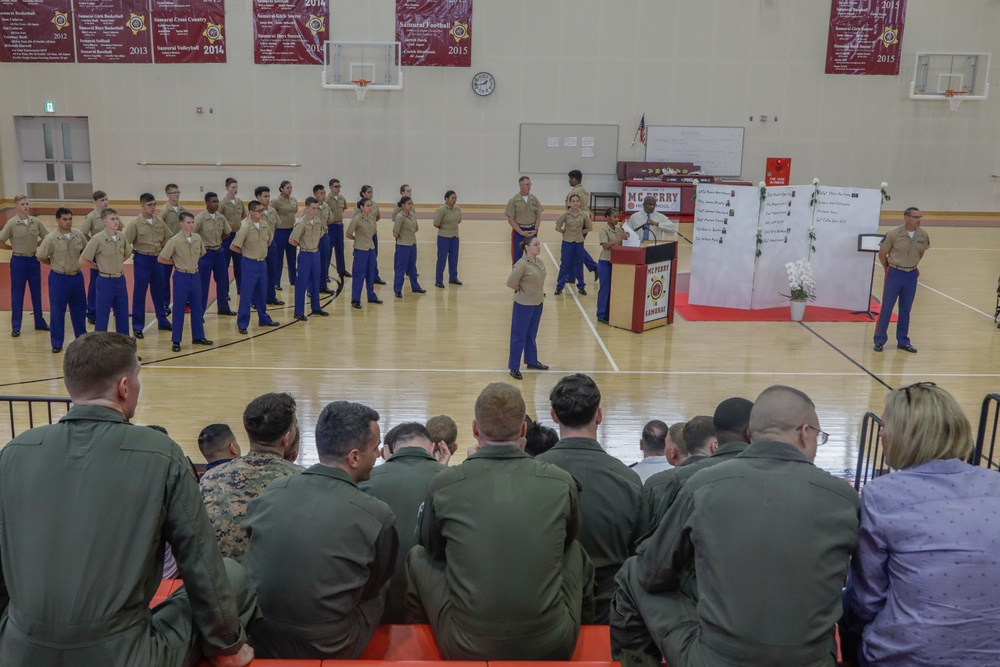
[645,126,744,177]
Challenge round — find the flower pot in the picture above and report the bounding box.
[789,300,807,322]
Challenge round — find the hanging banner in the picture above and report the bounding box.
[151,0,226,63]
[0,0,76,62]
[254,0,328,65]
[74,0,152,63]
[396,0,472,67]
[689,185,758,309]
[825,0,907,75]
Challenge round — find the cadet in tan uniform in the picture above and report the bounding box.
[0,194,48,336]
[158,183,187,316]
[873,206,930,353]
[231,200,279,334]
[433,190,462,288]
[327,178,350,278]
[80,208,131,336]
[81,189,109,323]
[360,184,385,284]
[271,181,298,290]
[255,185,285,306]
[36,207,86,352]
[390,184,411,221]
[124,193,171,337]
[392,196,425,298]
[567,169,599,279]
[506,235,548,380]
[346,198,381,309]
[158,211,212,352]
[221,178,246,297]
[194,192,236,316]
[596,208,630,324]
[289,196,328,321]
[505,176,544,264]
[554,194,593,296]
[406,382,595,660]
[313,184,336,294]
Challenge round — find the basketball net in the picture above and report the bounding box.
[944,89,968,111]
[351,79,371,102]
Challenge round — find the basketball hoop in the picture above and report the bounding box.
[944,89,969,111]
[351,79,371,102]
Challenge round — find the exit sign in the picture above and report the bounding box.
[44,102,55,113]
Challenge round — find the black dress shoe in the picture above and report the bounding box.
[35,324,50,331]
[590,267,599,281]
[52,347,62,353]
[267,299,285,306]
[449,279,463,286]
[351,301,362,309]
[578,288,588,296]
[395,292,403,299]
[435,282,445,289]
[369,298,384,305]
[11,330,19,338]
[260,321,280,327]
[164,306,172,316]
[320,288,336,295]
[193,338,214,345]
[873,343,884,352]
[294,314,308,322]
[597,318,609,324]
[413,288,426,294]
[375,278,387,285]
[87,316,96,325]
[341,271,353,278]
[171,342,181,352]
[158,324,172,331]
[509,369,523,380]
[218,309,238,316]
[897,344,918,353]
[527,362,549,370]
[554,288,564,296]
[274,285,282,291]
[238,328,248,335]
[133,330,144,339]
[311,309,330,316]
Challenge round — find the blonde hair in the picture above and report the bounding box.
[13,194,28,204]
[882,383,973,470]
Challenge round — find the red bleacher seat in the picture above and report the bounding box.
[358,624,442,660]
[492,663,616,667]
[569,625,612,661]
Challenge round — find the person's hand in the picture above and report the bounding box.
[623,230,631,239]
[467,443,482,457]
[210,644,254,667]
[432,441,453,466]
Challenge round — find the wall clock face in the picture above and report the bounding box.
[472,71,495,96]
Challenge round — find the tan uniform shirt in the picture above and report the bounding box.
[231,220,272,261]
[881,225,930,270]
[566,184,591,213]
[508,255,546,306]
[391,204,403,221]
[159,232,205,273]
[82,231,131,275]
[329,195,348,223]
[433,204,461,238]
[81,208,104,238]
[272,195,298,230]
[393,211,418,246]
[124,215,169,255]
[37,229,87,274]
[0,216,47,255]
[315,201,332,228]
[346,212,376,252]
[289,216,324,252]
[221,196,245,234]
[159,203,189,236]
[263,206,279,232]
[193,212,232,249]
[555,211,591,243]
[371,201,382,222]
[598,224,627,262]
[505,193,544,229]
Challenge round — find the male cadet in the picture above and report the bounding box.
[244,401,397,660]
[36,207,87,353]
[627,195,678,242]
[80,208,131,336]
[194,192,236,316]
[231,200,279,334]
[312,184,336,293]
[641,415,716,532]
[505,175,543,263]
[406,382,595,660]
[327,178,351,278]
[198,423,242,474]
[220,178,245,295]
[566,169,599,279]
[157,211,212,352]
[124,193,171,338]
[360,422,450,623]
[0,194,48,337]
[537,373,644,623]
[159,183,188,314]
[873,206,929,352]
[629,420,673,483]
[81,189,109,323]
[0,332,258,666]
[289,196,328,321]
[255,186,285,306]
[426,414,459,456]
[611,386,860,667]
[200,392,302,562]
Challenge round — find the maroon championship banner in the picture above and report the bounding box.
[0,0,76,62]
[151,0,225,63]
[825,0,907,75]
[74,0,153,63]
[254,0,328,65]
[396,0,472,67]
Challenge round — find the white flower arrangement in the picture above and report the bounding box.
[759,181,766,202]
[880,182,891,203]
[782,259,817,302]
[810,178,820,207]
[812,177,820,185]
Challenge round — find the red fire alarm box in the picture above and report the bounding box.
[765,157,791,186]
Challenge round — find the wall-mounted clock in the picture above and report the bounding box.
[472,71,495,96]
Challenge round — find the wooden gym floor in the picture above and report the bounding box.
[1,207,998,479]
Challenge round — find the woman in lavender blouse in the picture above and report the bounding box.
[843,382,1000,666]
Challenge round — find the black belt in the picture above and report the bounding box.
[51,269,80,276]
[135,250,158,256]
[889,264,917,272]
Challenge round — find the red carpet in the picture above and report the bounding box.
[674,292,895,323]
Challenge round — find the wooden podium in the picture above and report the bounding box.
[609,242,678,333]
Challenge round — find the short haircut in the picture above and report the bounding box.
[164,184,177,195]
[426,415,458,447]
[225,177,237,187]
[904,206,920,217]
[444,190,456,200]
[93,190,107,201]
[525,418,559,457]
[63,333,138,398]
[243,392,297,448]
[668,422,685,450]
[204,192,218,203]
[713,397,754,443]
[549,373,601,428]
[178,211,194,223]
[682,416,716,456]
[100,208,118,221]
[139,192,155,205]
[55,207,73,220]
[568,169,582,181]
[328,178,341,187]
[641,419,669,454]
[247,200,262,212]
[199,423,236,460]
[313,184,325,194]
[749,385,815,438]
[383,422,432,454]
[475,382,526,442]
[254,185,270,198]
[315,401,380,462]
[13,194,28,204]
[518,176,530,184]
[301,196,317,207]
[883,383,973,469]
[146,425,168,435]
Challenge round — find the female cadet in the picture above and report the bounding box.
[359,185,385,285]
[392,196,425,298]
[553,194,592,296]
[346,198,382,309]
[433,190,462,288]
[271,180,298,290]
[506,235,549,380]
[596,207,630,324]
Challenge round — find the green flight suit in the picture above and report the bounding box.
[612,441,860,667]
[0,405,258,667]
[537,437,644,622]
[243,464,398,660]
[406,444,596,660]
[640,454,709,534]
[359,446,445,623]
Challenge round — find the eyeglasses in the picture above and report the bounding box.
[167,191,180,195]
[903,381,937,404]
[905,214,922,220]
[805,424,829,446]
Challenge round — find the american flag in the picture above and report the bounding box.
[637,114,646,145]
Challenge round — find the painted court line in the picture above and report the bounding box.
[920,282,995,320]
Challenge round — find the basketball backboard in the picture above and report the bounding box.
[910,52,990,109]
[322,41,403,92]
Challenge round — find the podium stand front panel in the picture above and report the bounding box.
[609,243,677,333]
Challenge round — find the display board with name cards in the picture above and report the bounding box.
[689,185,759,309]
[751,186,815,309]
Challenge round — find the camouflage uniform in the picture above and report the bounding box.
[200,450,302,561]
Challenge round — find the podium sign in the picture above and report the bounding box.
[610,243,677,333]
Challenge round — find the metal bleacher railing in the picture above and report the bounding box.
[973,392,1000,470]
[0,395,72,443]
[853,412,886,491]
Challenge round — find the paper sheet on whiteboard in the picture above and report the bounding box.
[547,137,559,148]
